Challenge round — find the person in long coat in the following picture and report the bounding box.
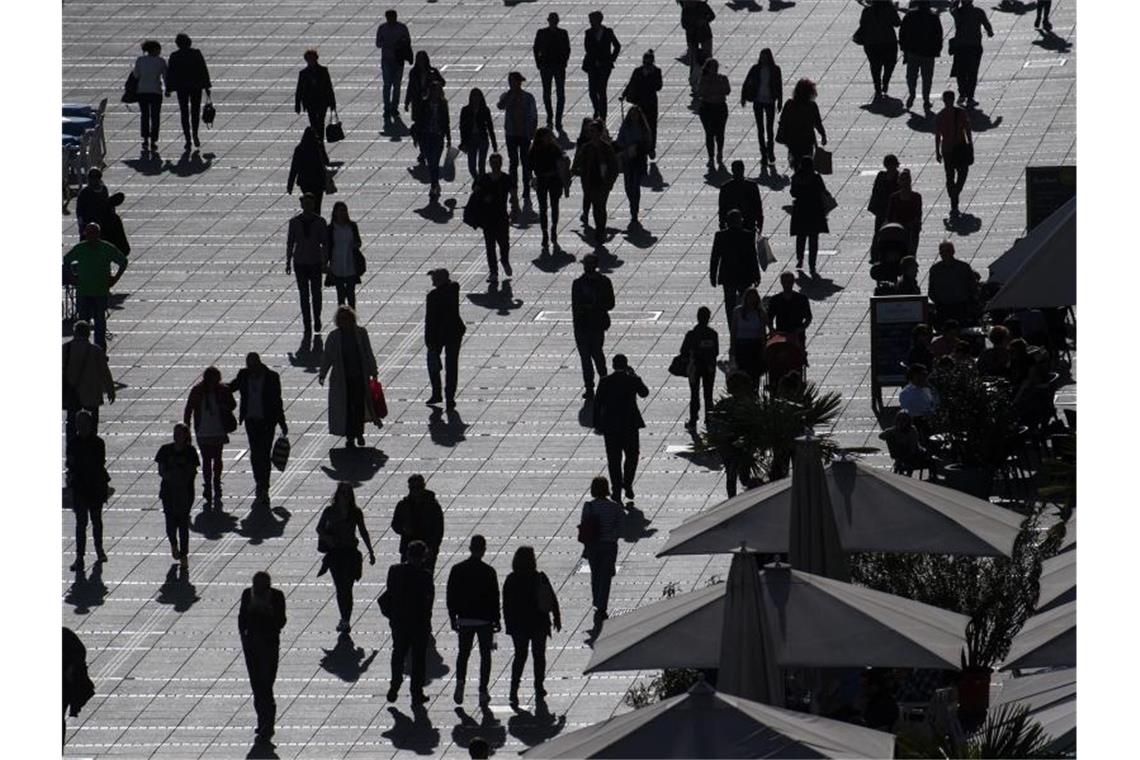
[789,155,831,277]
[319,305,379,448]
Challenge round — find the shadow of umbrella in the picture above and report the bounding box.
[508,708,567,747]
[64,563,108,614]
[467,281,524,315]
[383,706,441,755]
[452,706,507,754]
[239,505,291,545]
[321,447,388,484]
[429,407,468,447]
[320,632,378,682]
[156,564,200,613]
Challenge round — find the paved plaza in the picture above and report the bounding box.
[62,1,1076,757]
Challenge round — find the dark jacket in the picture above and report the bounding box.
[414,96,451,139]
[929,258,978,306]
[385,561,435,632]
[622,65,663,108]
[166,47,211,93]
[681,324,720,369]
[154,442,200,509]
[326,220,363,281]
[710,227,761,287]
[425,281,466,348]
[900,7,944,58]
[593,369,649,434]
[859,2,902,47]
[63,627,93,717]
[777,100,825,151]
[473,171,514,226]
[391,490,445,555]
[230,367,286,428]
[99,206,131,257]
[76,184,109,231]
[287,141,329,195]
[950,4,993,47]
[295,63,336,112]
[503,570,560,637]
[238,587,287,647]
[68,434,109,504]
[767,290,813,334]
[447,557,501,626]
[458,103,497,151]
[790,170,830,236]
[680,1,716,45]
[534,26,571,71]
[405,65,445,113]
[741,63,784,107]
[571,271,615,332]
[868,170,900,217]
[718,177,764,231]
[582,26,621,73]
[183,382,237,440]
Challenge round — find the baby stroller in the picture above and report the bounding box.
[870,222,909,293]
[764,331,808,391]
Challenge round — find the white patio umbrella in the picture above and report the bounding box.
[1035,551,1075,613]
[1001,601,1076,670]
[990,668,1076,753]
[717,548,784,705]
[522,679,896,759]
[788,437,849,580]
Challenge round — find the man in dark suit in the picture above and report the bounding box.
[571,254,616,400]
[593,354,649,501]
[385,541,435,707]
[718,161,764,232]
[446,534,500,706]
[533,12,571,131]
[231,353,288,507]
[295,49,337,139]
[582,11,621,120]
[391,474,445,572]
[425,268,467,409]
[621,50,663,160]
[238,571,286,742]
[710,209,761,340]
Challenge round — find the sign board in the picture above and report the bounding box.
[1025,166,1076,231]
[869,295,929,409]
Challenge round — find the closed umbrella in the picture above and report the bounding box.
[1035,551,1075,613]
[788,437,849,580]
[1001,601,1076,670]
[717,548,783,705]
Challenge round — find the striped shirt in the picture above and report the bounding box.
[582,498,624,544]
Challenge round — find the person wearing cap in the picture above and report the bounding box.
[621,51,663,161]
[497,72,538,213]
[582,11,622,120]
[571,254,615,399]
[425,269,466,409]
[63,223,129,350]
[376,10,413,123]
[533,12,571,132]
[593,355,649,502]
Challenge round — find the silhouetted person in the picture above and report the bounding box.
[75,168,109,234]
[719,160,764,232]
[99,193,131,257]
[166,33,212,150]
[856,0,902,100]
[295,49,336,138]
[711,209,761,340]
[582,11,621,120]
[594,354,649,502]
[63,627,94,742]
[63,223,128,350]
[497,72,538,212]
[447,535,501,706]
[392,474,445,572]
[1035,1,1053,31]
[503,546,561,708]
[376,10,413,123]
[183,365,237,508]
[156,423,199,567]
[790,156,830,276]
[529,127,567,253]
[571,119,619,245]
[622,50,663,160]
[741,49,783,167]
[473,153,515,282]
[572,253,615,399]
[732,289,768,393]
[459,88,498,179]
[63,320,115,457]
[697,59,730,170]
[68,410,109,571]
[681,307,719,430]
[326,201,364,309]
[776,78,827,170]
[867,154,900,249]
[977,325,1012,378]
[133,40,167,150]
[425,268,466,409]
[928,241,978,325]
[231,353,288,507]
[384,540,434,706]
[680,0,716,94]
[899,0,943,111]
[287,127,330,214]
[317,482,376,632]
[534,12,571,131]
[896,255,922,296]
[616,104,652,228]
[935,89,974,218]
[319,305,379,448]
[580,476,624,622]
[885,169,923,256]
[767,271,813,346]
[406,52,446,163]
[415,80,452,200]
[948,0,993,108]
[238,571,286,742]
[285,191,328,331]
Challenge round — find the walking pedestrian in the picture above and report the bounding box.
[319,306,379,448]
[868,154,900,253]
[615,104,652,229]
[67,410,109,571]
[680,0,716,96]
[732,289,768,393]
[317,483,376,633]
[776,78,827,170]
[697,59,730,171]
[497,72,538,213]
[571,119,620,245]
[405,52,446,162]
[582,11,621,120]
[63,224,128,351]
[425,268,466,409]
[472,154,515,282]
[183,366,237,509]
[447,535,500,706]
[75,168,109,235]
[571,253,615,400]
[593,354,649,502]
[767,271,813,347]
[934,89,974,218]
[287,127,329,213]
[579,476,624,622]
[528,127,567,253]
[948,0,994,108]
[711,209,761,340]
[856,0,902,101]
[392,474,445,572]
[680,307,720,430]
[376,9,413,123]
[238,571,286,742]
[1035,1,1053,31]
[326,202,364,309]
[534,12,571,132]
[621,51,663,161]
[285,191,329,332]
[230,353,288,507]
[741,49,783,168]
[155,423,199,567]
[383,540,433,706]
[718,160,764,232]
[899,0,943,111]
[458,88,498,180]
[295,49,337,139]
[415,81,452,200]
[789,156,831,276]
[502,546,560,708]
[63,320,115,458]
[133,40,167,151]
[885,169,923,256]
[165,33,211,150]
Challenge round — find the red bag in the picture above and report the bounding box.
[369,378,388,422]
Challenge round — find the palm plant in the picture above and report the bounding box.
[953,704,1062,759]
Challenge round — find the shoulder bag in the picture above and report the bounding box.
[668,353,690,378]
[577,504,602,543]
[325,111,345,143]
[122,72,139,104]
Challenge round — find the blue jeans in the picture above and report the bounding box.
[78,295,109,349]
[381,59,404,116]
[421,133,445,186]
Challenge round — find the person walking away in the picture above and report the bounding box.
[528,128,567,253]
[593,354,650,502]
[934,90,974,218]
[391,474,445,572]
[732,289,768,393]
[63,627,95,742]
[621,51,663,161]
[326,201,364,309]
[680,0,716,96]
[497,72,538,213]
[155,424,199,567]
[67,410,109,570]
[867,154,900,254]
[899,0,943,111]
[767,271,813,348]
[502,546,560,708]
[183,366,236,508]
[857,0,902,101]
[1035,1,1053,31]
[75,168,109,235]
[133,40,167,151]
[285,191,329,333]
[415,81,452,200]
[405,51,446,163]
[425,268,466,409]
[928,242,978,326]
[789,156,831,276]
[696,59,730,170]
[230,353,288,507]
[320,306,379,448]
[384,540,434,706]
[615,104,652,229]
[571,119,620,245]
[238,571,286,742]
[948,0,993,108]
[680,307,720,430]
[582,11,621,120]
[710,209,761,341]
[317,483,376,632]
[718,160,764,232]
[63,320,115,457]
[741,49,783,168]
[776,79,827,171]
[295,49,336,139]
[534,12,571,131]
[571,253,615,399]
[580,476,624,622]
[166,34,211,150]
[63,223,128,351]
[459,88,498,180]
[447,535,500,706]
[376,10,413,124]
[886,169,923,256]
[287,128,330,213]
[473,153,515,282]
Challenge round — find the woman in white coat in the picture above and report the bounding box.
[319,306,378,448]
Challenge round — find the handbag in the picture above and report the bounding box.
[271,436,291,471]
[852,27,866,46]
[577,511,601,544]
[821,189,839,215]
[201,96,216,128]
[353,248,367,275]
[325,169,338,195]
[756,234,777,271]
[668,353,690,378]
[462,190,483,229]
[369,377,388,421]
[325,111,345,143]
[813,146,833,175]
[121,72,138,104]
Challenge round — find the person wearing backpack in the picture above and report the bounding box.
[502,546,560,708]
[579,477,624,623]
[183,366,237,509]
[155,424,200,567]
[391,474,445,573]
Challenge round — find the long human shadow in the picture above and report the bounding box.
[288,333,323,373]
[1033,30,1072,53]
[239,505,291,545]
[156,564,200,613]
[64,563,108,614]
[507,707,567,747]
[382,706,441,755]
[768,0,797,10]
[726,0,763,11]
[162,150,215,177]
[992,0,1036,15]
[451,706,506,755]
[467,280,523,315]
[192,505,239,540]
[531,244,576,273]
[320,632,378,682]
[429,408,468,447]
[321,447,388,484]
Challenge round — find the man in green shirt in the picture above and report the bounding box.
[63,223,128,350]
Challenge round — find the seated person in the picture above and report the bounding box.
[898,364,938,433]
[930,319,961,359]
[907,323,933,369]
[928,242,978,326]
[976,325,1011,378]
[894,255,921,295]
[1013,355,1057,431]
[879,410,935,474]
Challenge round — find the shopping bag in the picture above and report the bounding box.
[813,146,833,175]
[325,111,345,143]
[369,377,388,422]
[821,189,839,215]
[271,436,291,471]
[668,354,690,378]
[756,234,777,271]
